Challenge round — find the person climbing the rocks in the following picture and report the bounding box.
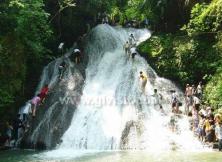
[185,84,193,114]
[13,114,24,142]
[73,48,81,64]
[123,41,130,57]
[130,46,137,60]
[139,71,148,94]
[130,33,136,42]
[171,90,178,113]
[21,101,32,124]
[152,89,163,109]
[39,84,49,104]
[59,60,66,80]
[129,33,136,46]
[19,101,32,132]
[31,94,41,117]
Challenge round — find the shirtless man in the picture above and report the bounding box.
[123,41,130,57]
[185,84,193,114]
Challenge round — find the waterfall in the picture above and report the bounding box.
[27,25,205,156]
[54,25,203,151]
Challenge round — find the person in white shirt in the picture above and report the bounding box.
[206,106,212,117]
[130,47,137,59]
[22,101,32,123]
[196,82,203,99]
[152,89,162,107]
[129,33,136,46]
[193,95,201,111]
[199,106,207,117]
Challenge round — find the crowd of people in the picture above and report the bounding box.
[123,33,138,60]
[185,82,222,151]
[58,35,85,80]
[0,84,50,148]
[96,12,109,24]
[139,79,222,152]
[168,82,222,151]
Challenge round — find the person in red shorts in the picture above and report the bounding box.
[39,84,49,103]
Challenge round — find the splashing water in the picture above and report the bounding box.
[54,25,205,150]
[37,25,207,159]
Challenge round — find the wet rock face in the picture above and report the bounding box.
[120,120,144,150]
[21,46,88,150]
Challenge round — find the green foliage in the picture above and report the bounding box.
[139,0,222,110]
[182,3,209,35]
[124,0,145,20]
[204,33,222,106]
[205,67,222,106]
[138,32,221,86]
[14,0,52,57]
[183,0,222,36]
[0,0,52,123]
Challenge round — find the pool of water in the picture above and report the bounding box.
[0,150,222,162]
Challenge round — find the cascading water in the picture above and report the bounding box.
[42,24,204,153]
